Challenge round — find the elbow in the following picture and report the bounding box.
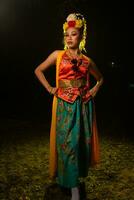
[100,76,104,86]
[34,67,40,76]
[101,76,104,83]
[97,76,104,86]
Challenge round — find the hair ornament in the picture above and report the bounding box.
[63,13,87,52]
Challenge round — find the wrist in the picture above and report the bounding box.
[48,86,53,94]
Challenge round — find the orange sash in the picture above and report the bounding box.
[49,50,65,178]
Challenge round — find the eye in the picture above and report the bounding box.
[72,33,77,36]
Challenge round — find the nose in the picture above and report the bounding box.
[67,35,72,41]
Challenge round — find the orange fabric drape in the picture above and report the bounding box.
[49,50,65,178]
[91,101,100,166]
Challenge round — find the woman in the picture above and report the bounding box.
[34,13,103,200]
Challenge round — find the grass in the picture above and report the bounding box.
[0,118,134,200]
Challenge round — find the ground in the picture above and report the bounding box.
[0,118,133,200]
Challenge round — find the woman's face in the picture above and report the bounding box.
[64,27,81,49]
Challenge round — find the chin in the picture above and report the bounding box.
[68,45,77,49]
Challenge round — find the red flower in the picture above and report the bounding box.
[68,21,76,27]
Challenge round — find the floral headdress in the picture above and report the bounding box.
[63,13,87,52]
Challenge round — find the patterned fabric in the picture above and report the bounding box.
[56,51,92,103]
[49,50,100,188]
[56,97,93,188]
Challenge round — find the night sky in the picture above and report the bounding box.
[0,0,133,134]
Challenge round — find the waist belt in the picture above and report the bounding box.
[58,78,87,88]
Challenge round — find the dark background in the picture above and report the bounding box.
[0,0,133,136]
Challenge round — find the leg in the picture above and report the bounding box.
[71,187,80,200]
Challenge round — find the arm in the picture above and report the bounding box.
[34,50,60,95]
[89,59,104,97]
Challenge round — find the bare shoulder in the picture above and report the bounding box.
[48,50,63,62]
[83,54,96,66]
[51,50,63,57]
[89,57,96,67]
[35,50,64,71]
[51,50,61,56]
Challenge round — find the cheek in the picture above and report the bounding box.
[75,36,81,43]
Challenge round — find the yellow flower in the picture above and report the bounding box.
[76,19,83,28]
[63,22,68,32]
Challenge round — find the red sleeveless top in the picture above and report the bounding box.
[56,51,92,103]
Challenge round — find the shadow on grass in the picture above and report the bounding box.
[44,183,71,200]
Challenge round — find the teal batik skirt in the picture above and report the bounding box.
[56,97,93,188]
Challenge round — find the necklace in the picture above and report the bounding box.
[66,49,82,60]
[66,50,83,72]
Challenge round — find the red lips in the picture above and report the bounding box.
[67,41,73,44]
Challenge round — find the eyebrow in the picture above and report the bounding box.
[66,31,78,34]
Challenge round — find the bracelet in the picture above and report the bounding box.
[49,87,53,95]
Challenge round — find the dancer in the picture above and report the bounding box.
[34,13,103,200]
